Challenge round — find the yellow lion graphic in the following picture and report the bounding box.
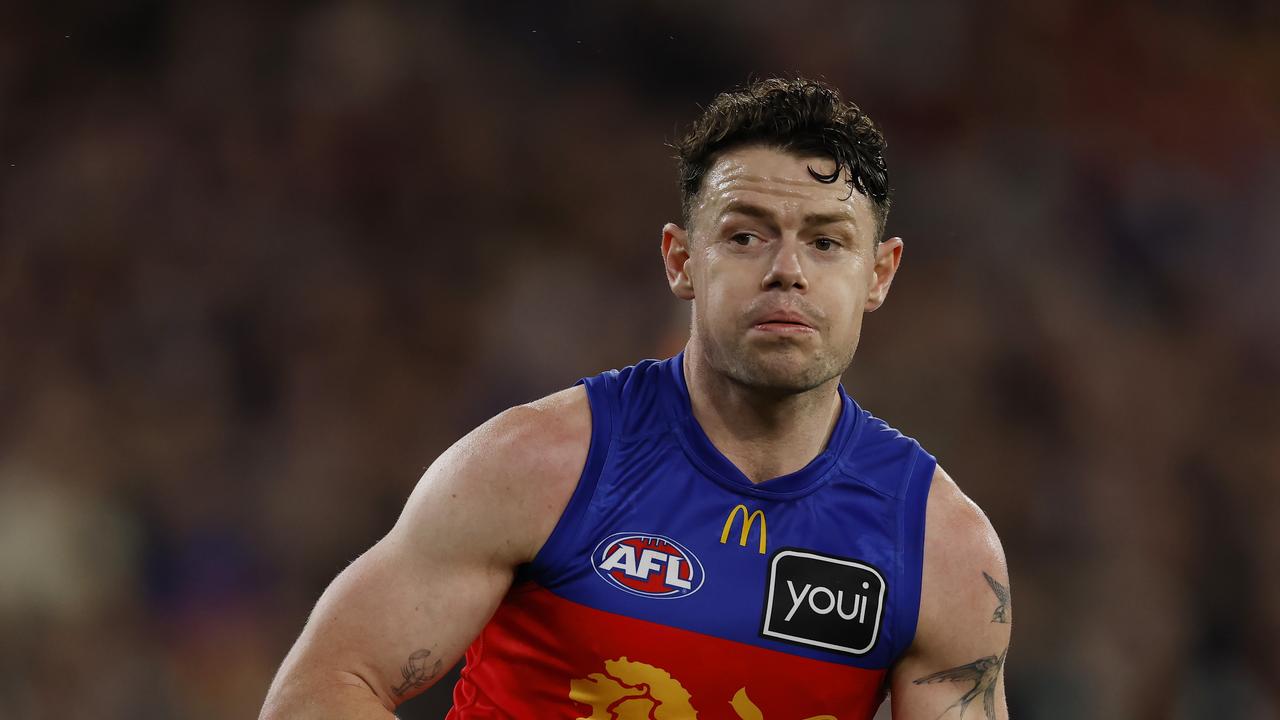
[570,657,836,720]
[570,656,697,719]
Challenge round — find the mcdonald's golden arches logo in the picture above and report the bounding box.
[720,504,767,555]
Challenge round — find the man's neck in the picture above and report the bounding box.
[682,343,843,484]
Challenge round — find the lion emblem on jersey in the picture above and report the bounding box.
[570,657,837,720]
[570,657,697,719]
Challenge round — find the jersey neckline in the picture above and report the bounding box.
[663,351,861,499]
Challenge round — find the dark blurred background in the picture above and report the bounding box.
[1,1,1278,718]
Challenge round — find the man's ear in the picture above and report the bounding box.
[865,236,903,312]
[662,223,696,301]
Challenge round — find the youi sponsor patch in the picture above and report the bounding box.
[592,532,705,599]
[760,548,886,656]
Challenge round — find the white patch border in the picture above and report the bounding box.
[591,531,706,600]
[761,549,886,655]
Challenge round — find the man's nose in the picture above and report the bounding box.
[762,237,808,291]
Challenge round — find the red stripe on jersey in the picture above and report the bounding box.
[447,582,887,719]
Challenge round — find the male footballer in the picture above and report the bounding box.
[261,77,1011,720]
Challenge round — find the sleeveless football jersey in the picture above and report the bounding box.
[447,353,935,719]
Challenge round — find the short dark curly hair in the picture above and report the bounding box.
[674,77,892,242]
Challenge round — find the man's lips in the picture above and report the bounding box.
[751,312,816,333]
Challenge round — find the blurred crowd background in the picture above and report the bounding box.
[2,1,1278,718]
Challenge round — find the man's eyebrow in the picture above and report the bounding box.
[719,200,857,229]
[803,209,857,228]
[719,200,776,222]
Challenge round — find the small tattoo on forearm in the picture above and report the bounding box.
[392,648,443,697]
[913,647,1007,720]
[983,571,1010,624]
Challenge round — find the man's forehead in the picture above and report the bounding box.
[697,147,868,222]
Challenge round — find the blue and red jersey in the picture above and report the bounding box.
[448,353,935,719]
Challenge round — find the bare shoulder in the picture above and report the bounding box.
[922,466,1008,595]
[916,465,1010,641]
[389,384,593,567]
[461,384,593,489]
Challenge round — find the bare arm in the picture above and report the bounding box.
[259,386,591,719]
[889,466,1012,720]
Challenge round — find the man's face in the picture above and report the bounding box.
[662,145,902,394]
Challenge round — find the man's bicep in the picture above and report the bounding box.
[269,456,522,711]
[285,526,515,709]
[889,467,1011,720]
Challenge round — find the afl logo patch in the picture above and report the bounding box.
[592,532,705,599]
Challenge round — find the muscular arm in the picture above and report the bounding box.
[259,386,591,719]
[889,466,1012,720]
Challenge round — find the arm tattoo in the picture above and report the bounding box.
[392,648,444,697]
[913,647,1007,720]
[983,572,1010,624]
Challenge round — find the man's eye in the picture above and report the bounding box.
[814,237,839,251]
[731,233,758,246]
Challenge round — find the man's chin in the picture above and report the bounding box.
[730,350,837,395]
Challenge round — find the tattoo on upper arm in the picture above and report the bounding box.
[983,572,1010,624]
[912,647,1007,720]
[909,572,1011,718]
[392,648,444,697]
